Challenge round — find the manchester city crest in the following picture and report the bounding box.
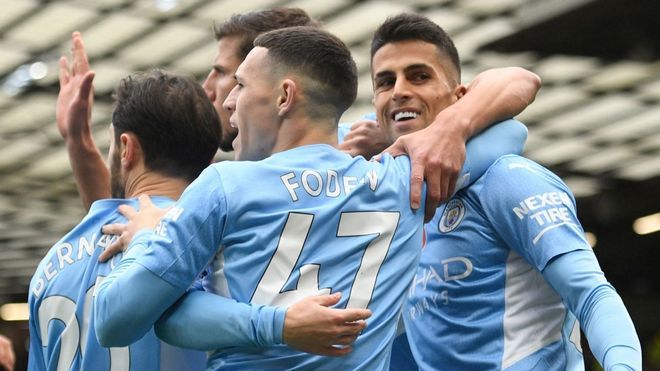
[439,198,466,233]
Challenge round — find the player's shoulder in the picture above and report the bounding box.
[483,154,553,180]
[372,153,413,181]
[478,155,573,200]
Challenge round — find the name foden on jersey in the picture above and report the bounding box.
[280,168,378,202]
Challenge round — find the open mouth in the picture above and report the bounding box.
[392,110,420,122]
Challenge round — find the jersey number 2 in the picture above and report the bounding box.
[251,211,399,308]
[38,277,128,371]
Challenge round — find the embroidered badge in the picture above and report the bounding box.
[438,198,466,233]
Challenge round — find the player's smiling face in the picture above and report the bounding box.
[223,47,279,161]
[372,40,464,143]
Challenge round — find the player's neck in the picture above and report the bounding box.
[124,170,189,201]
[272,116,338,153]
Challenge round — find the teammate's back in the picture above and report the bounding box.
[29,40,220,369]
[136,144,424,370]
[28,198,205,371]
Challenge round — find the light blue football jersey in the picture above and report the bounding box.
[28,197,205,371]
[135,144,425,370]
[402,155,590,370]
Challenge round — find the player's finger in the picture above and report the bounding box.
[59,56,70,86]
[101,223,126,236]
[314,292,341,307]
[334,334,358,346]
[336,320,367,336]
[409,162,424,210]
[78,71,96,102]
[380,141,405,159]
[117,204,138,219]
[138,194,155,209]
[338,308,371,323]
[423,166,441,222]
[71,32,89,75]
[98,236,125,262]
[320,345,352,357]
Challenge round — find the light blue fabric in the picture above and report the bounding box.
[543,250,642,371]
[96,144,426,370]
[394,155,641,370]
[28,197,205,371]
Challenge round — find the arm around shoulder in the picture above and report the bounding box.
[439,67,541,140]
[155,289,286,350]
[94,245,184,347]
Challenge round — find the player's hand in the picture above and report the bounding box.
[0,335,15,371]
[377,122,466,222]
[339,119,389,159]
[283,292,371,357]
[56,31,95,141]
[98,195,168,262]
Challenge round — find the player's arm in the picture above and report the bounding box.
[58,32,110,210]
[95,169,371,354]
[94,243,185,346]
[481,160,641,371]
[95,168,227,346]
[452,118,526,194]
[444,67,541,139]
[543,251,642,371]
[95,196,371,354]
[94,247,291,350]
[156,289,371,356]
[383,67,541,221]
[343,116,528,197]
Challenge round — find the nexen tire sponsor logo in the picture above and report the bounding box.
[512,191,579,245]
[512,191,573,226]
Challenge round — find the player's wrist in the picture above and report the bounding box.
[429,107,473,141]
[64,130,98,154]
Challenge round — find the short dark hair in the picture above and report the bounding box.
[111,70,220,182]
[214,7,319,61]
[254,26,358,120]
[371,13,461,81]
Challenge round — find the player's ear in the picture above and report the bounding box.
[277,79,296,117]
[454,84,467,100]
[120,132,142,170]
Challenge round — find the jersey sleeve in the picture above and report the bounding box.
[95,166,229,346]
[542,250,642,370]
[95,256,286,349]
[94,252,186,347]
[135,165,228,288]
[337,123,352,144]
[155,289,286,350]
[455,119,527,194]
[479,156,590,270]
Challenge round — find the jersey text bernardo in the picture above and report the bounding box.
[31,233,120,299]
[280,168,378,202]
